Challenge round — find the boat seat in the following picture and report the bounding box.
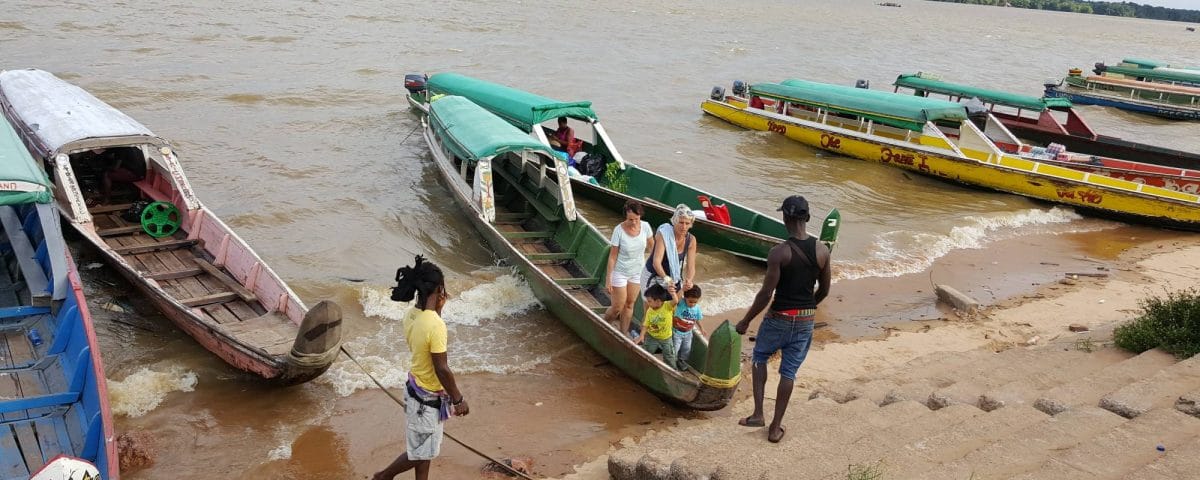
[492,164,561,222]
[132,179,171,204]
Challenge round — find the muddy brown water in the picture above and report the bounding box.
[3,0,1198,477]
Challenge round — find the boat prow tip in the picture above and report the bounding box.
[287,300,344,373]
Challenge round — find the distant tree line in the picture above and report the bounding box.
[928,0,1200,23]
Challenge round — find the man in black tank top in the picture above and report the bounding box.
[734,195,831,443]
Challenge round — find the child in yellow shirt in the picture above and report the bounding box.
[635,283,680,366]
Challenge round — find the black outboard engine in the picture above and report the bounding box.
[404,74,428,94]
[731,80,747,97]
[1092,62,1108,76]
[854,79,870,89]
[710,85,726,101]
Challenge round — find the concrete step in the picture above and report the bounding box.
[810,350,987,403]
[1123,436,1200,480]
[1176,390,1200,418]
[925,348,1092,410]
[924,406,1127,479]
[882,404,1049,478]
[980,346,1132,411]
[1007,408,1200,479]
[1099,353,1200,418]
[1033,348,1179,415]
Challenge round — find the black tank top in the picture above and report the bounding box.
[770,236,820,311]
[645,232,693,280]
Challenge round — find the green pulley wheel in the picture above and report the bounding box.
[140,201,181,238]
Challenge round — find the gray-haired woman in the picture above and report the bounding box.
[642,204,698,295]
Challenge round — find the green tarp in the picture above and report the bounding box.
[755,79,968,131]
[1102,65,1200,86]
[427,73,597,131]
[0,116,52,206]
[893,74,1072,112]
[1121,58,1170,69]
[428,96,558,162]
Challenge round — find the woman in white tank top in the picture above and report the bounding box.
[604,200,652,337]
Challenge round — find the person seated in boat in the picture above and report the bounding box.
[671,285,705,371]
[749,95,766,110]
[635,283,679,367]
[548,117,581,158]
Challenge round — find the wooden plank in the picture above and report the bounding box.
[112,238,199,255]
[554,277,601,287]
[5,331,34,367]
[147,267,203,280]
[192,258,256,303]
[529,252,576,261]
[97,225,144,237]
[224,300,261,321]
[152,252,208,298]
[179,291,237,308]
[0,427,28,478]
[156,279,191,300]
[13,422,43,473]
[32,417,63,464]
[201,305,239,325]
[0,207,48,300]
[14,370,46,396]
[501,231,554,239]
[86,203,133,214]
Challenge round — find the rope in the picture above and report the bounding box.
[338,346,538,480]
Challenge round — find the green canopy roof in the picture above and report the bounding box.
[426,73,597,131]
[1121,58,1170,69]
[428,96,558,162]
[893,74,1072,112]
[756,79,968,131]
[0,116,52,206]
[1102,64,1200,86]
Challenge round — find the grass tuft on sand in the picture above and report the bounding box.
[1115,288,1200,358]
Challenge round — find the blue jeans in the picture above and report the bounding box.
[672,329,694,371]
[751,315,814,380]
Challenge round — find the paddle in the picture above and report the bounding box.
[819,208,841,253]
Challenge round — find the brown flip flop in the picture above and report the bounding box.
[738,416,765,427]
[768,425,786,443]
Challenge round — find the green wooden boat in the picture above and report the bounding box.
[406,72,839,260]
[421,95,742,410]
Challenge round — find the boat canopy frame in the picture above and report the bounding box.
[427,73,598,131]
[750,79,969,132]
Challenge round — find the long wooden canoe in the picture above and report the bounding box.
[0,69,342,385]
[703,78,1200,230]
[893,72,1200,169]
[422,95,741,409]
[1046,71,1200,121]
[0,114,117,478]
[407,72,838,261]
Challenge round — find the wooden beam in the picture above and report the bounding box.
[113,238,199,255]
[86,203,133,214]
[97,225,144,237]
[554,277,600,287]
[178,291,238,308]
[146,267,204,281]
[192,257,257,303]
[501,231,554,240]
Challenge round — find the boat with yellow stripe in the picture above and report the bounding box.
[701,79,1200,230]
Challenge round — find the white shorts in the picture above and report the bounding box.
[610,270,641,288]
[405,389,444,460]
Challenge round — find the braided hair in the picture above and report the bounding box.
[391,255,446,308]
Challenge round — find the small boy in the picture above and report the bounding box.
[635,283,679,367]
[672,285,704,371]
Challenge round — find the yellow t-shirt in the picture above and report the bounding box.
[644,301,675,341]
[404,307,448,391]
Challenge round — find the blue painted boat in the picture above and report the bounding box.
[1044,86,1200,120]
[1044,70,1200,121]
[0,113,116,478]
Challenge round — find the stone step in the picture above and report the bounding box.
[1099,354,1200,418]
[924,406,1127,479]
[926,348,1094,410]
[810,350,986,403]
[1123,436,1200,480]
[881,405,1049,478]
[1007,408,1200,479]
[1176,390,1200,418]
[980,346,1132,411]
[1034,348,1179,415]
[804,404,985,479]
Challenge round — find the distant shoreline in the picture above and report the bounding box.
[925,0,1200,24]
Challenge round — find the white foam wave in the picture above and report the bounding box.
[108,366,198,417]
[267,444,292,461]
[695,276,761,315]
[837,207,1108,280]
[319,270,548,396]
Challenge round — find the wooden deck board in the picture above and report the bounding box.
[221,312,295,356]
[569,289,604,309]
[202,305,239,325]
[13,422,43,473]
[156,279,190,300]
[14,370,45,397]
[536,264,572,279]
[0,428,27,478]
[33,416,67,460]
[147,267,204,280]
[5,331,33,367]
[179,292,237,308]
[193,258,256,303]
[224,301,261,321]
[112,238,199,255]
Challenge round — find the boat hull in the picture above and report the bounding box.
[1000,119,1200,170]
[702,99,1200,231]
[1046,86,1200,120]
[422,125,737,409]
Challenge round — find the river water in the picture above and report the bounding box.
[3,0,1198,478]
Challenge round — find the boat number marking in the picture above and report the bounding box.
[819,134,841,149]
[767,121,787,135]
[880,147,930,172]
[1056,188,1103,204]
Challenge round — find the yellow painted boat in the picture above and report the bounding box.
[702,79,1200,230]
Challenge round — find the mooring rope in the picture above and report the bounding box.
[338,346,538,480]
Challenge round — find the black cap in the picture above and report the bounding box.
[778,195,809,218]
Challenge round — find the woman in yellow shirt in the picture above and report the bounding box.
[374,255,469,480]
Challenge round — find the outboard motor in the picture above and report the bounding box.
[1092,62,1108,76]
[710,85,726,101]
[854,79,870,89]
[404,74,428,94]
[731,80,747,97]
